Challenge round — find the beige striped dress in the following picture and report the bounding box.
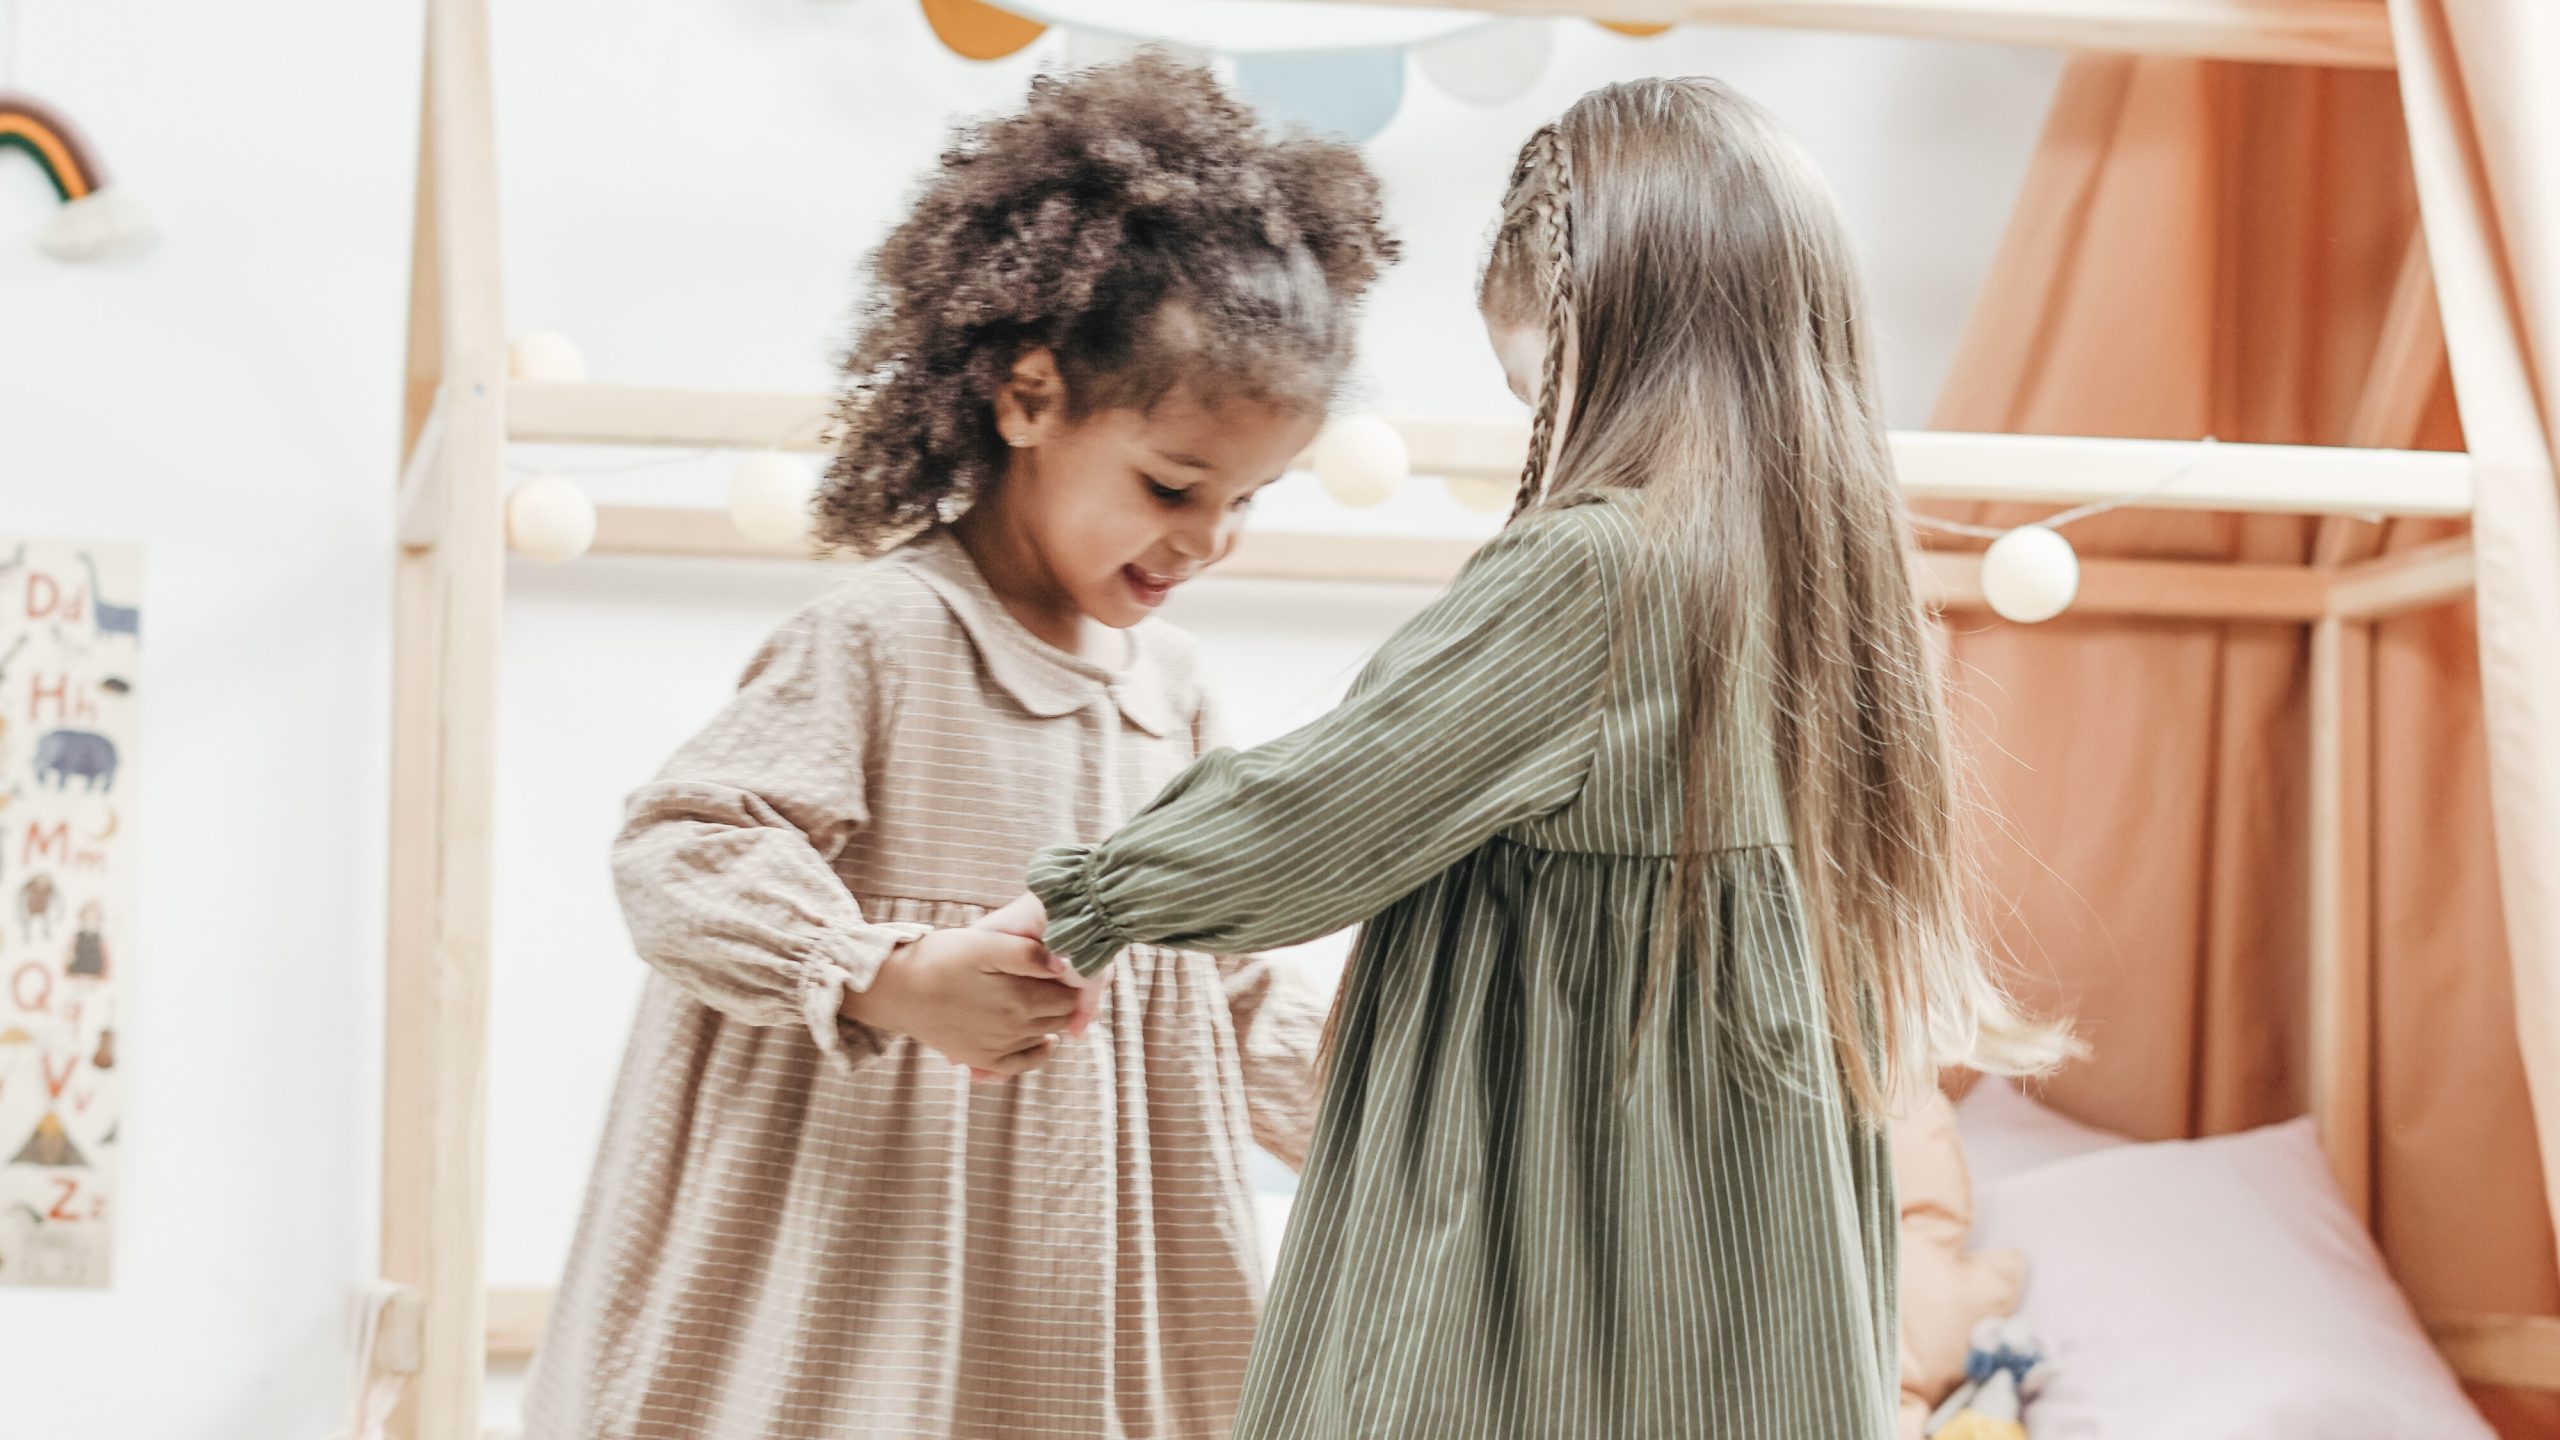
[1031,495,1901,1439]
[523,530,1330,1440]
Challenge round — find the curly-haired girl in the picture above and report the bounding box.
[524,54,1396,1440]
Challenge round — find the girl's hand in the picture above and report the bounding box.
[1059,962,1108,1041]
[844,928,1080,1079]
[974,890,1049,941]
[974,891,1112,1042]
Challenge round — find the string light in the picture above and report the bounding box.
[506,475,598,563]
[728,452,821,546]
[499,385,835,560]
[1312,415,1409,508]
[1911,437,2220,623]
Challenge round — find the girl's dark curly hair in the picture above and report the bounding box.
[819,52,1399,554]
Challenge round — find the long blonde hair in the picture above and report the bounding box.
[1481,79,2068,1119]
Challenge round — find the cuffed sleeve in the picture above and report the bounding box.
[612,600,932,1067]
[1029,505,1615,975]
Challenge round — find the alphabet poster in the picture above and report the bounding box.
[0,538,137,1288]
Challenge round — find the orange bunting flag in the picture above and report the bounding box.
[922,0,1048,61]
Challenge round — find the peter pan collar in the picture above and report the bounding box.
[900,529,1182,738]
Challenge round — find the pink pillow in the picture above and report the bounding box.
[1973,1118,2492,1440]
[1954,1078,2131,1185]
[1895,1091,2028,1439]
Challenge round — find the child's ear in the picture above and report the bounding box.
[994,349,1067,448]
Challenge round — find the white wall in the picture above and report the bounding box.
[0,2,2055,1436]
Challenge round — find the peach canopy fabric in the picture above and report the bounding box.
[1921,25,2559,1434]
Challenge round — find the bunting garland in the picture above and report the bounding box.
[918,0,1674,137]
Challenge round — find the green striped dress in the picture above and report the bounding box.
[1029,493,1898,1439]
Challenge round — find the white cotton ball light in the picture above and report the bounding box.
[1313,416,1409,509]
[1980,524,2080,624]
[507,330,588,383]
[728,452,819,547]
[506,475,597,563]
[1445,475,1515,515]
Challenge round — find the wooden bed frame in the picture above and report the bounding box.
[374,0,2560,1433]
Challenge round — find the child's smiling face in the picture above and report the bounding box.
[982,350,1320,635]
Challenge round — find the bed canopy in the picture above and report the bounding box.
[370,1,2560,1435]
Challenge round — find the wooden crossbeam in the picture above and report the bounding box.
[2429,1314,2560,1392]
[486,1286,551,1365]
[1891,431,2467,517]
[1277,0,2397,68]
[2327,536,2477,619]
[1917,550,2330,621]
[509,381,838,453]
[509,384,2476,520]
[561,504,2340,621]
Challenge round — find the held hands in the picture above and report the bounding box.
[840,892,1111,1083]
[975,891,1050,944]
[967,892,1110,1076]
[841,927,1080,1079]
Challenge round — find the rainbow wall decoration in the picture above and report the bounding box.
[0,93,154,263]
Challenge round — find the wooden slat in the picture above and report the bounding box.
[515,385,2477,520]
[2308,615,2376,1223]
[1916,549,2331,621]
[382,550,441,1437]
[574,505,2332,619]
[380,36,446,1440]
[1381,417,1536,481]
[2299,224,2441,1228]
[1299,0,2396,67]
[396,385,451,553]
[1891,431,2469,518]
[400,69,445,474]
[585,507,1495,584]
[2429,1313,2560,1392]
[2326,536,2476,619]
[588,504,824,561]
[380,1289,426,1376]
[486,1286,552,1365]
[1222,532,1485,586]
[2318,229,2448,567]
[385,2,508,1438]
[509,381,838,452]
[2346,234,2447,449]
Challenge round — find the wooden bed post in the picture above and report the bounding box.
[382,0,508,1434]
[2306,615,2376,1223]
[2385,0,2560,1387]
[2306,229,2444,1227]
